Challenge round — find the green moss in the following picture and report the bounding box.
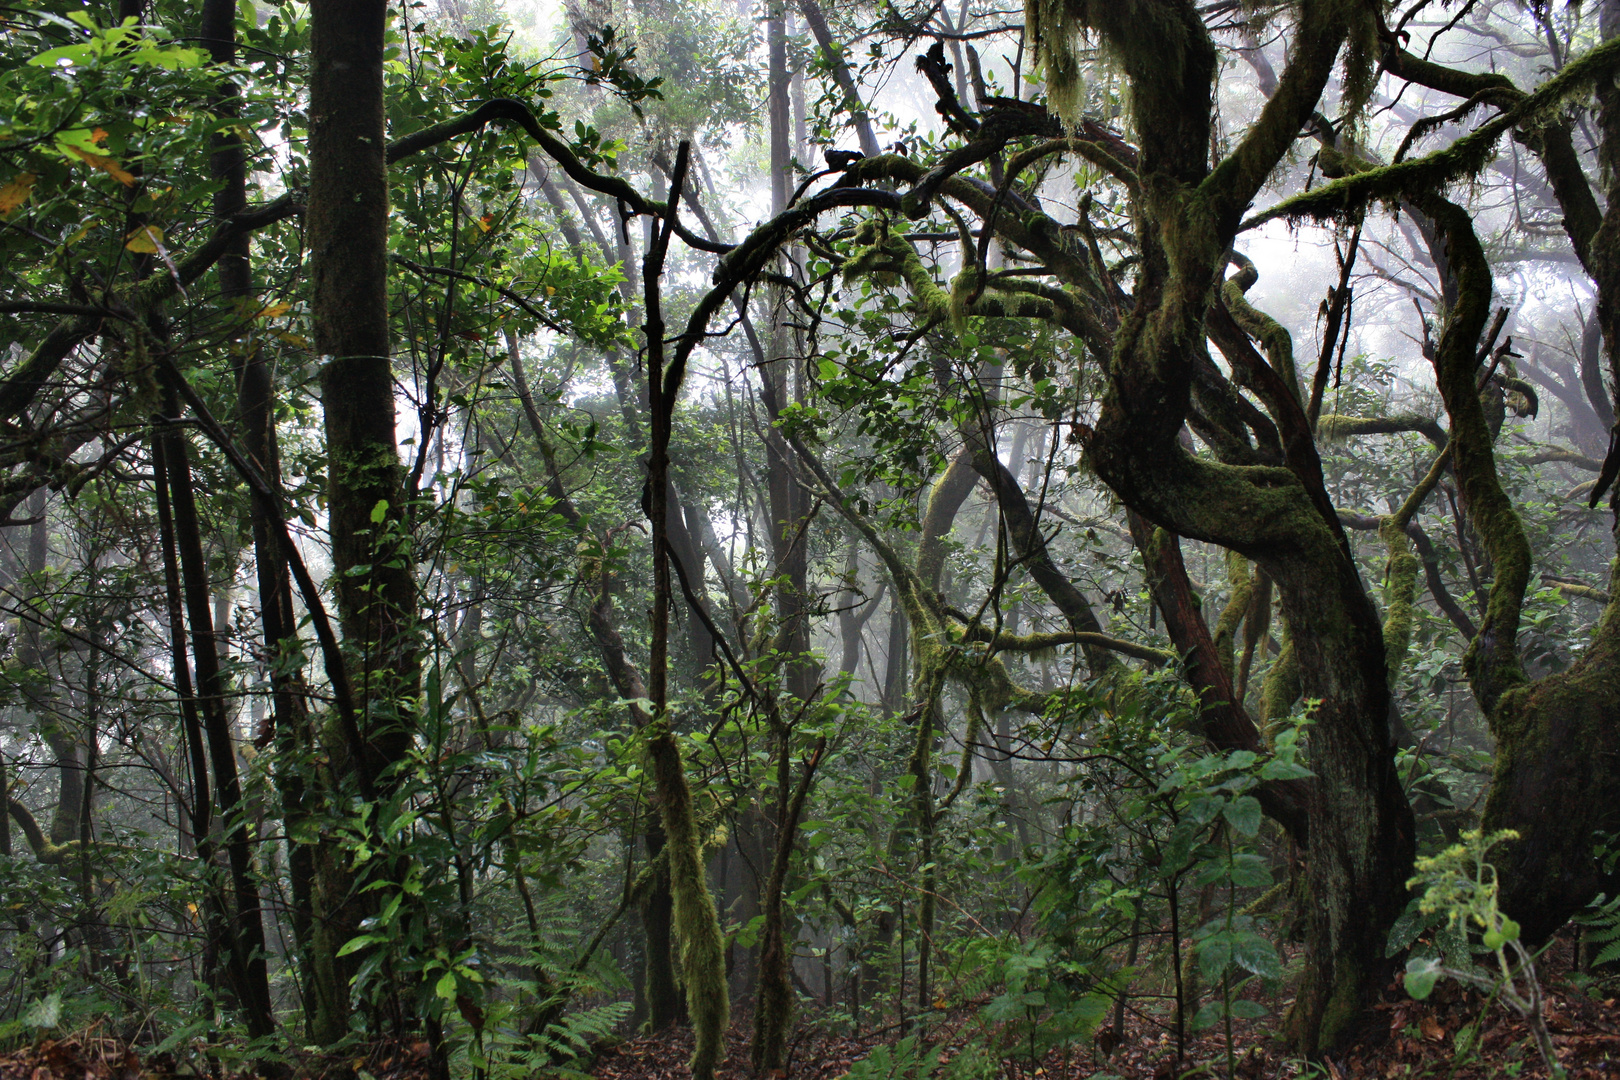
[1421,197,1530,710]
[1482,559,1620,940]
[1259,631,1298,731]
[1379,519,1420,689]
[1315,969,1365,1052]
[1214,551,1254,683]
[1224,283,1302,403]
[644,723,729,1079]
[1253,34,1620,231]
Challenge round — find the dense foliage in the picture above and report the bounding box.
[1,0,1618,1076]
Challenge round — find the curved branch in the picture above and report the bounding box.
[1317,412,1448,449]
[1245,34,1620,231]
[1523,446,1603,471]
[384,97,732,255]
[953,623,1174,664]
[393,256,566,332]
[6,797,76,864]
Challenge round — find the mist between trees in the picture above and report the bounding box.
[0,0,1617,1076]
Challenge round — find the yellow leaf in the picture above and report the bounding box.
[186,902,198,915]
[255,302,291,319]
[67,145,136,186]
[125,225,162,254]
[0,172,36,217]
[546,285,556,295]
[64,223,91,247]
[476,214,493,232]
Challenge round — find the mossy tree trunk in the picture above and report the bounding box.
[1331,30,1620,942]
[1058,0,1416,1052]
[642,144,731,1080]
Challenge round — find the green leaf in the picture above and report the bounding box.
[23,993,60,1029]
[1223,795,1262,838]
[1197,933,1233,982]
[28,43,98,67]
[1230,930,1282,979]
[1227,853,1273,888]
[435,972,457,1000]
[336,933,383,957]
[1404,956,1441,1000]
[371,498,390,523]
[1386,900,1431,957]
[1190,1000,1224,1031]
[1258,758,1313,781]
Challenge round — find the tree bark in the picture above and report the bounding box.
[307,0,418,1043]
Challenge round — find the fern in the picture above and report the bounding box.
[842,1034,926,1080]
[1575,893,1620,967]
[485,999,631,1080]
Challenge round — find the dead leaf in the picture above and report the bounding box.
[1420,1013,1445,1041]
[124,225,162,254]
[66,145,135,186]
[0,172,36,217]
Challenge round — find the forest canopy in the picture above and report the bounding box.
[0,0,1618,1076]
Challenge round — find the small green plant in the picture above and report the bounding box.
[1402,829,1565,1079]
[975,941,1111,1068]
[842,1033,927,1080]
[1572,833,1620,973]
[1158,729,1302,1078]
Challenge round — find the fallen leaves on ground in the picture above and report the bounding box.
[591,970,1619,1080]
[0,972,1613,1080]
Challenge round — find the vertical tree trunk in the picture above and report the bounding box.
[748,14,818,1071]
[307,0,418,1043]
[152,430,231,1008]
[199,0,315,1025]
[156,393,276,1041]
[642,823,686,1030]
[642,144,731,1080]
[17,500,82,852]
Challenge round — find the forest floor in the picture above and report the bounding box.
[590,969,1620,1080]
[0,972,1614,1080]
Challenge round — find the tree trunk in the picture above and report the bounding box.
[156,391,276,1041]
[307,0,418,1042]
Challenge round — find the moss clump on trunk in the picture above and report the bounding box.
[1484,559,1620,943]
[645,724,730,1079]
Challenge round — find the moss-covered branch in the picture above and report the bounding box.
[1317,412,1448,449]
[1213,551,1255,683]
[1523,447,1602,472]
[848,154,1110,331]
[6,798,80,864]
[1543,576,1610,603]
[951,622,1174,664]
[1379,519,1422,689]
[1421,196,1532,712]
[1200,0,1354,230]
[1382,45,1601,267]
[1245,35,1620,231]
